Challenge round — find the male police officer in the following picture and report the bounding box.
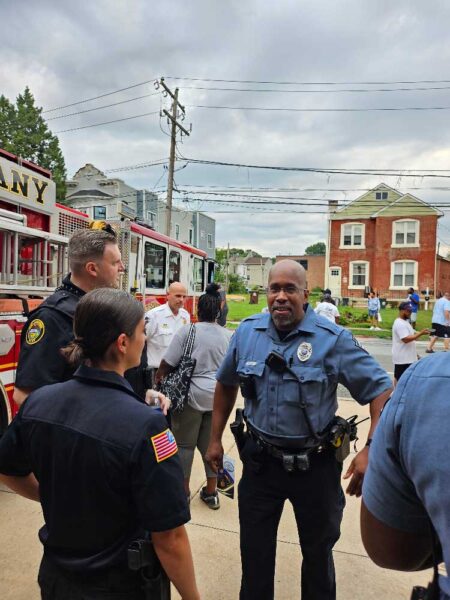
[13,228,125,406]
[207,260,392,600]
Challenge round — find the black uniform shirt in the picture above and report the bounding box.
[0,365,189,572]
[15,276,85,389]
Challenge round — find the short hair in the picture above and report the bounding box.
[198,283,221,322]
[68,229,117,274]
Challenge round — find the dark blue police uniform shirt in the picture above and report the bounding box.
[363,355,450,600]
[217,307,391,447]
[0,365,189,572]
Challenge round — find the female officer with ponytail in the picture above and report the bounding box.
[0,288,200,600]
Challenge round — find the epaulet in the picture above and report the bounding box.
[315,314,342,335]
[242,313,266,323]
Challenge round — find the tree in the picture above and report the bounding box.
[228,274,247,294]
[0,87,67,202]
[305,242,326,255]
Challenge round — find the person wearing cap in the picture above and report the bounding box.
[406,286,420,330]
[392,302,430,384]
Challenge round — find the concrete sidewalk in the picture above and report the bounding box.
[0,399,432,599]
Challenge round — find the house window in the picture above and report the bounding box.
[331,269,339,276]
[349,261,369,288]
[392,220,419,247]
[298,259,308,270]
[391,261,417,289]
[207,233,213,249]
[340,223,364,248]
[376,191,388,200]
[175,224,180,240]
[93,206,106,220]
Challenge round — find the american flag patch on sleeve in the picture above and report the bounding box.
[151,429,178,463]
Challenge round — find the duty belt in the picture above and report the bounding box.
[247,424,329,472]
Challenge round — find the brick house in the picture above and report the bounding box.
[275,254,325,290]
[325,184,444,301]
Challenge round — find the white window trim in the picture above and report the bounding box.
[349,260,370,290]
[339,222,366,249]
[391,219,420,248]
[389,260,418,290]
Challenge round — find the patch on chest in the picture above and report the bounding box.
[297,341,312,362]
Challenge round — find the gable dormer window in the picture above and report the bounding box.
[340,223,365,249]
[376,191,388,200]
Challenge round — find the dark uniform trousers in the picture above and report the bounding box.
[38,556,146,600]
[238,439,345,600]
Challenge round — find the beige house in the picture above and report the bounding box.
[244,256,272,288]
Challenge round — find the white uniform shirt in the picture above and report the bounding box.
[145,303,190,368]
[392,317,416,365]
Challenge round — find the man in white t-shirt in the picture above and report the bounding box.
[145,282,190,383]
[392,302,429,384]
[314,294,340,324]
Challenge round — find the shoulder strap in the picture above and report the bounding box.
[181,324,196,358]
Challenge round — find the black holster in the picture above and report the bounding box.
[128,539,171,600]
[230,408,247,453]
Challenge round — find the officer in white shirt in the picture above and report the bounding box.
[146,282,190,383]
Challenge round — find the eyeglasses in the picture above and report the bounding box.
[267,285,306,296]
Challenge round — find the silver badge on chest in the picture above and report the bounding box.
[297,342,312,362]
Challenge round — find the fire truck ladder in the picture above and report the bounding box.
[0,210,69,295]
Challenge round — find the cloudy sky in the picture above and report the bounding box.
[3,0,450,256]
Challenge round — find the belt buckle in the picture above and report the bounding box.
[282,454,295,472]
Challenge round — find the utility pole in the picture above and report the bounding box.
[158,78,191,238]
[225,243,230,292]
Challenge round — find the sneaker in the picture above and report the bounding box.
[369,326,374,330]
[200,486,220,510]
[425,349,435,353]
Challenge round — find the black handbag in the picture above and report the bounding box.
[160,324,196,413]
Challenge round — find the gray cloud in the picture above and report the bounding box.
[2,0,450,254]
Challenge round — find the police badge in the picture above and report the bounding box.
[297,342,312,362]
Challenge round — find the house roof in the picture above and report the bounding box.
[245,256,271,265]
[66,189,114,199]
[331,183,442,220]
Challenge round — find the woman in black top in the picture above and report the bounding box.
[0,288,200,600]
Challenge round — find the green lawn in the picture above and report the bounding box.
[227,295,433,339]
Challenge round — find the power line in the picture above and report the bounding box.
[180,84,450,94]
[177,156,450,179]
[54,110,160,133]
[166,76,450,86]
[43,79,157,113]
[189,103,450,113]
[46,92,160,121]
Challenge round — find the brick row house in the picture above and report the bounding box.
[325,184,450,301]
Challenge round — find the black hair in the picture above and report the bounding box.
[62,288,144,367]
[198,282,221,322]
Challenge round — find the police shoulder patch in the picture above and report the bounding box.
[151,428,178,462]
[26,319,45,345]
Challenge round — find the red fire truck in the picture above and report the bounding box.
[0,148,214,433]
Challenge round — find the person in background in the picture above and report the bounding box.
[426,291,450,353]
[392,302,430,385]
[367,292,381,331]
[146,282,190,386]
[216,283,229,327]
[406,286,420,329]
[314,293,340,324]
[156,283,232,509]
[0,289,200,600]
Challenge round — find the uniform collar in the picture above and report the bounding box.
[253,304,317,339]
[162,302,185,319]
[73,364,142,401]
[57,274,86,298]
